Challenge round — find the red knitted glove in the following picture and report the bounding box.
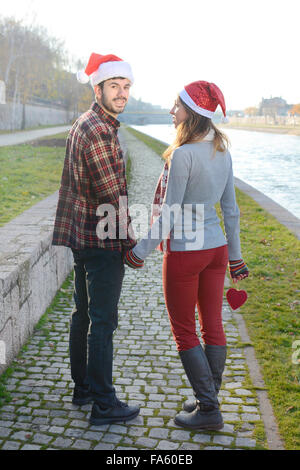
[229,259,249,280]
[124,249,144,269]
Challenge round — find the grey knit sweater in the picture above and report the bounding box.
[133,134,242,261]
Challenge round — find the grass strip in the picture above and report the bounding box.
[125,124,300,450]
[0,132,68,226]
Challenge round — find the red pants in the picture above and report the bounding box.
[162,245,228,351]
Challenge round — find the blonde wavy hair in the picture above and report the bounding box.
[163,97,230,165]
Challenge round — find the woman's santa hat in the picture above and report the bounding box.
[77,53,134,86]
[179,81,228,122]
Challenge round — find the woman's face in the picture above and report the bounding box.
[170,97,188,128]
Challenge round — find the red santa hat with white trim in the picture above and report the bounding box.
[77,53,134,86]
[179,81,228,122]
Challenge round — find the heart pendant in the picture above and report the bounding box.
[226,288,248,310]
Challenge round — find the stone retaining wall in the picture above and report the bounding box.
[0,193,73,374]
[0,102,72,131]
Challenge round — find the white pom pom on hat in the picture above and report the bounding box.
[76,70,90,84]
[77,53,134,86]
[179,81,227,121]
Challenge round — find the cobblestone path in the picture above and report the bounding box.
[0,128,268,450]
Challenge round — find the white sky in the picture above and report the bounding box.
[1,0,299,111]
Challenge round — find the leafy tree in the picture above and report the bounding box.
[290,104,300,116]
[0,15,93,128]
[244,107,258,116]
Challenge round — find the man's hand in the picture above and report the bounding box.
[124,249,144,269]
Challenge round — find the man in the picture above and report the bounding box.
[52,53,141,425]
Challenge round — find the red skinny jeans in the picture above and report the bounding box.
[162,245,228,351]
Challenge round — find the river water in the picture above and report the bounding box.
[132,124,300,219]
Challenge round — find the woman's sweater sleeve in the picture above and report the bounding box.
[133,149,189,260]
[220,157,242,260]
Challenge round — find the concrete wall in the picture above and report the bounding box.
[0,101,173,131]
[0,102,72,131]
[0,193,73,374]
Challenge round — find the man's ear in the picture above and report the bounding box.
[94,84,102,102]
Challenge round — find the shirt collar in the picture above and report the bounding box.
[91,101,120,130]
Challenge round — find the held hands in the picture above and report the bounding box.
[124,249,144,269]
[229,259,249,283]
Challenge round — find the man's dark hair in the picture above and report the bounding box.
[97,77,127,91]
[98,82,104,92]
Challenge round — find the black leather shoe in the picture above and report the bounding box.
[90,399,140,426]
[72,385,92,406]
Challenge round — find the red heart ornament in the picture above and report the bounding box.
[226,288,248,310]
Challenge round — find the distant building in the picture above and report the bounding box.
[259,97,291,116]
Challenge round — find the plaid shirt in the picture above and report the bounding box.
[52,102,136,252]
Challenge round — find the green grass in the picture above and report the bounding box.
[232,190,300,449]
[125,125,300,450]
[125,153,132,185]
[0,133,67,226]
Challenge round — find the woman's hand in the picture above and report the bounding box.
[229,259,249,283]
[124,249,144,269]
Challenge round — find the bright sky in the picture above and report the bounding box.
[1,0,299,111]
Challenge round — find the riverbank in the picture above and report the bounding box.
[219,123,300,136]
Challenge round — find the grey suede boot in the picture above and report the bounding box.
[183,345,227,413]
[174,345,223,430]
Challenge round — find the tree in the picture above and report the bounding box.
[244,107,258,116]
[290,104,300,116]
[0,15,93,129]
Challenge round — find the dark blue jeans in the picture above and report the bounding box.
[69,247,124,407]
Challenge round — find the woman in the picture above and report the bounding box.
[125,81,248,430]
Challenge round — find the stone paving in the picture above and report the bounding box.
[0,128,268,450]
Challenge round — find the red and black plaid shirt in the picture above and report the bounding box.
[52,102,136,251]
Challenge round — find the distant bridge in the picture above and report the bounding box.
[119,112,172,125]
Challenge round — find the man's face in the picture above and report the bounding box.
[95,78,131,117]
